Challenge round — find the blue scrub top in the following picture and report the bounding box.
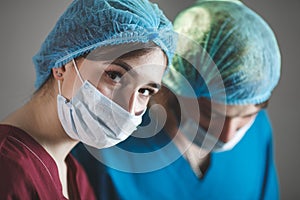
[72,110,279,200]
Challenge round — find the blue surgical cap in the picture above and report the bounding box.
[163,0,281,105]
[33,0,176,89]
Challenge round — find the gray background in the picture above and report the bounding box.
[0,0,299,199]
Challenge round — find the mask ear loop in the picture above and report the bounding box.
[58,80,62,95]
[72,59,84,84]
[57,59,84,96]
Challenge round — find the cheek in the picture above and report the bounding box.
[97,85,113,100]
[135,96,150,112]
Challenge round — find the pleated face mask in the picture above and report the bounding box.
[57,60,144,149]
[180,117,255,153]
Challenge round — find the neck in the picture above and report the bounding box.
[2,93,77,162]
[163,110,210,178]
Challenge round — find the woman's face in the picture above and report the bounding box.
[60,47,167,115]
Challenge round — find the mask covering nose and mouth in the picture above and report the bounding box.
[181,118,255,153]
[56,59,144,149]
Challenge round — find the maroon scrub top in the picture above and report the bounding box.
[0,124,96,200]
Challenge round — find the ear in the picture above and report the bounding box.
[52,67,65,80]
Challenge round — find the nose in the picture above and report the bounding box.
[112,88,147,115]
[128,91,146,115]
[109,88,136,114]
[219,117,241,143]
[128,91,138,114]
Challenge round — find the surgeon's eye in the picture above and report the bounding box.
[138,88,156,97]
[104,70,123,83]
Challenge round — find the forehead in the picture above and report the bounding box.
[120,48,167,80]
[121,48,167,67]
[198,98,261,117]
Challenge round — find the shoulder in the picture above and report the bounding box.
[0,124,11,147]
[0,153,37,198]
[0,125,35,185]
[0,125,33,161]
[0,125,42,198]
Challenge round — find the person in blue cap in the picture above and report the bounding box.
[0,0,176,199]
[73,0,281,199]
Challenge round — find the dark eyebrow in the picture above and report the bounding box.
[241,110,260,118]
[147,83,161,90]
[112,60,138,76]
[112,60,132,71]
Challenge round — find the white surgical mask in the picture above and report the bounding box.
[180,118,255,153]
[57,60,143,149]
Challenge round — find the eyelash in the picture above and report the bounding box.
[242,114,256,119]
[104,70,123,83]
[138,88,156,97]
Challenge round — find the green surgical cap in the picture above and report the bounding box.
[163,0,281,105]
[33,0,176,89]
